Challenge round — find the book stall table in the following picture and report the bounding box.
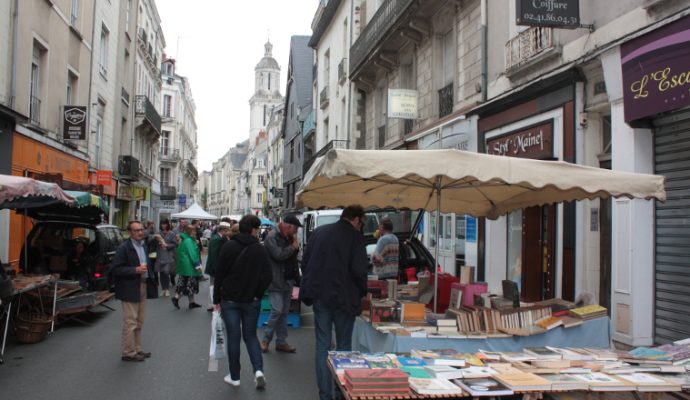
[352,316,611,354]
[1,274,58,364]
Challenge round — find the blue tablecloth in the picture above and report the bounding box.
[352,316,611,353]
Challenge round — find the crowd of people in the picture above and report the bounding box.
[109,204,389,400]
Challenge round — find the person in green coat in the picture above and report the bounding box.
[172,224,203,309]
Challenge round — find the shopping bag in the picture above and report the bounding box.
[209,311,227,360]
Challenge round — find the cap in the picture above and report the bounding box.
[218,221,232,230]
[283,214,302,228]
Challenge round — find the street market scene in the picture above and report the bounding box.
[2,1,690,399]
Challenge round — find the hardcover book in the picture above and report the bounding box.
[424,365,464,380]
[453,377,514,396]
[330,356,370,374]
[410,348,466,367]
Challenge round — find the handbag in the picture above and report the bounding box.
[146,265,158,299]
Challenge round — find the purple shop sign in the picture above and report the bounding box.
[621,15,690,123]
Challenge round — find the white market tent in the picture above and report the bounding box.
[171,202,218,220]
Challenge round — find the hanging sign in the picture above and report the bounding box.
[516,0,580,29]
[63,106,87,140]
[388,89,418,119]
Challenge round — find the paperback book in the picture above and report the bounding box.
[453,377,514,396]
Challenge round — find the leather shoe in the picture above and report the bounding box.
[137,351,152,358]
[189,302,202,309]
[121,354,145,362]
[171,297,180,309]
[260,340,269,353]
[275,343,296,353]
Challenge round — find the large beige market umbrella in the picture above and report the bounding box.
[296,149,666,311]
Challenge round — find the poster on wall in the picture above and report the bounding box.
[387,89,418,119]
[63,106,87,140]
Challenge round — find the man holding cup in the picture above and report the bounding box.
[111,220,152,362]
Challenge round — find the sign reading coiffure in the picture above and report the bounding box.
[63,106,87,140]
[486,121,553,159]
[622,15,690,123]
[516,0,580,29]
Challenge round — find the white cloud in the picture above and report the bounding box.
[157,0,316,171]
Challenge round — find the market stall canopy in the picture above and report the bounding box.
[19,190,109,224]
[0,174,74,209]
[296,149,666,220]
[171,203,218,220]
[260,217,276,227]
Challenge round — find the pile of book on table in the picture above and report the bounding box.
[328,340,690,397]
[366,295,608,338]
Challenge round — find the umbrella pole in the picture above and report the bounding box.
[433,178,441,314]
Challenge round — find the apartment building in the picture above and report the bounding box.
[266,103,284,219]
[159,56,198,222]
[282,35,313,211]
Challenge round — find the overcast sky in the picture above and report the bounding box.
[156,0,317,172]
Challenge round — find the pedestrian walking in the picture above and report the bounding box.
[172,224,203,309]
[261,214,301,353]
[205,221,233,311]
[110,220,154,362]
[214,214,272,389]
[300,205,368,400]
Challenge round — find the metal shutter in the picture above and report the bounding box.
[654,108,690,344]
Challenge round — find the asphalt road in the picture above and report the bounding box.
[0,278,320,400]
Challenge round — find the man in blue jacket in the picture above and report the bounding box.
[111,221,152,362]
[300,205,368,400]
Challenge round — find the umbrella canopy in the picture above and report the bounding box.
[19,190,109,224]
[260,217,276,227]
[297,149,666,219]
[171,203,218,220]
[0,174,74,209]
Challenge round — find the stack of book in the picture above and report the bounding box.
[344,368,410,396]
[453,377,514,396]
[569,304,607,320]
[410,348,466,367]
[328,351,370,374]
[408,377,464,396]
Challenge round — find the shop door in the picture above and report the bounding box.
[427,212,455,273]
[521,205,555,302]
[653,108,690,343]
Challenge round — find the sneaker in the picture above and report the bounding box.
[260,340,269,353]
[255,370,266,389]
[223,374,240,387]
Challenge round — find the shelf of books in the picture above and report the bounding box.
[327,342,690,400]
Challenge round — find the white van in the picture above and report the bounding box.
[297,209,379,254]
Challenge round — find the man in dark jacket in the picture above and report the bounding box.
[260,214,301,353]
[214,214,272,390]
[111,221,152,362]
[300,205,368,400]
[205,221,232,311]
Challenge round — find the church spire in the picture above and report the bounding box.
[264,40,273,57]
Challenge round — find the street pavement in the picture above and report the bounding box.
[0,278,320,400]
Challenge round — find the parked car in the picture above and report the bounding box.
[363,209,436,281]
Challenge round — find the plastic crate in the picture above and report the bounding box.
[260,296,272,312]
[257,312,301,328]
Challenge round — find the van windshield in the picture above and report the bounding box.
[316,215,340,227]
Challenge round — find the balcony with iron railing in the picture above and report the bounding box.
[29,95,40,125]
[159,147,180,162]
[338,58,347,84]
[303,139,349,175]
[185,160,198,181]
[319,86,330,109]
[505,26,558,73]
[438,83,454,118]
[160,185,177,200]
[135,95,161,135]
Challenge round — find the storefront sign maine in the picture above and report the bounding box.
[516,0,580,29]
[622,15,690,123]
[486,121,553,159]
[63,106,87,140]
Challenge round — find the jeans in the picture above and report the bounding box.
[262,285,293,345]
[220,299,263,381]
[313,299,355,400]
[158,272,170,290]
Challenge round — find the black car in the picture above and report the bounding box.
[363,209,436,281]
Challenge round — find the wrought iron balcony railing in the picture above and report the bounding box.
[185,160,198,180]
[135,95,161,134]
[160,185,177,200]
[159,147,180,162]
[438,83,454,118]
[319,86,330,109]
[350,0,415,78]
[505,26,554,70]
[29,95,41,125]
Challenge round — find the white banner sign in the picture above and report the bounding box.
[387,89,418,119]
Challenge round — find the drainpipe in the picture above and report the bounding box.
[480,0,487,102]
[9,0,19,107]
[86,1,98,162]
[346,0,355,149]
